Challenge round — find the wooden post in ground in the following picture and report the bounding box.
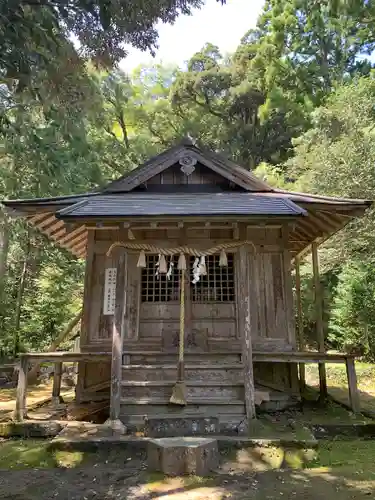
[346,356,360,413]
[51,362,63,407]
[107,250,127,434]
[311,242,327,400]
[295,257,305,392]
[238,245,256,424]
[15,355,28,421]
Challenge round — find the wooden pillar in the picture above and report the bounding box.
[311,242,327,400]
[107,250,127,433]
[51,362,63,406]
[295,257,305,391]
[238,245,256,421]
[346,356,360,413]
[15,355,28,422]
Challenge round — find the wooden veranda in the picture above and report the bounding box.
[15,349,360,422]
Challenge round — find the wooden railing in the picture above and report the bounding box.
[15,352,111,421]
[253,351,360,413]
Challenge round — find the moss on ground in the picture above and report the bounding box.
[0,440,85,469]
[311,440,375,471]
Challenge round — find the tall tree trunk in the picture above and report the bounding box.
[14,235,31,356]
[0,210,10,312]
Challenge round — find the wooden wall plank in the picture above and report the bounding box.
[295,257,306,389]
[124,253,140,342]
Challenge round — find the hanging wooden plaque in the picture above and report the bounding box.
[103,267,117,315]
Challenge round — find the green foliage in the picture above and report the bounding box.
[329,262,375,359]
[244,0,375,123]
[0,0,220,89]
[171,43,299,168]
[288,76,375,358]
[20,251,84,351]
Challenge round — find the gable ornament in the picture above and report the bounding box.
[179,155,197,176]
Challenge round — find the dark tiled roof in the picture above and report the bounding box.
[57,193,307,218]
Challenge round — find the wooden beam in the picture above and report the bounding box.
[252,352,354,363]
[299,218,324,239]
[61,231,87,250]
[294,223,314,241]
[43,220,65,236]
[70,236,88,254]
[61,231,87,249]
[346,357,361,413]
[15,355,28,421]
[313,211,340,231]
[306,213,333,234]
[58,226,86,245]
[320,210,352,220]
[238,245,256,421]
[312,242,327,400]
[19,352,111,362]
[28,212,53,225]
[295,257,305,391]
[86,225,120,231]
[51,362,63,406]
[36,215,58,230]
[38,218,61,234]
[108,250,127,433]
[49,225,69,240]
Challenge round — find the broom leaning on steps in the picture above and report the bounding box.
[170,267,187,406]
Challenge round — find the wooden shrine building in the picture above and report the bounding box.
[3,138,371,432]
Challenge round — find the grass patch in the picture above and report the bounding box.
[0,440,87,469]
[309,440,375,481]
[306,362,375,387]
[0,439,145,470]
[305,362,375,415]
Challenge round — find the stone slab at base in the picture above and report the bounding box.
[147,437,219,476]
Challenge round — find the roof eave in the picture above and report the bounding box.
[56,213,306,222]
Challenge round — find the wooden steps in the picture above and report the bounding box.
[121,381,244,387]
[121,379,245,399]
[120,351,247,431]
[123,351,242,365]
[122,364,243,370]
[76,349,297,430]
[120,398,245,405]
[122,364,243,383]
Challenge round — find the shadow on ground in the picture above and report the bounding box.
[0,442,374,499]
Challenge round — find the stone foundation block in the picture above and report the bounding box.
[147,437,219,476]
[144,417,219,437]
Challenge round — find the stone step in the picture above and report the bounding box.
[144,417,220,438]
[122,364,243,382]
[125,413,246,425]
[121,381,244,400]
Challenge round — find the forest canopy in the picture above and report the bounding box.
[1,0,375,358]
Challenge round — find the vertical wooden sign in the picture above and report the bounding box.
[103,267,117,315]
